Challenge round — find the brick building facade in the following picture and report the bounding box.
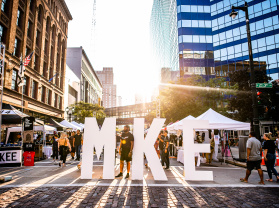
[0,0,72,121]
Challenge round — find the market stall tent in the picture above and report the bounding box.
[71,121,84,131]
[173,115,196,130]
[196,108,250,130]
[5,125,56,144]
[1,104,29,126]
[60,120,81,131]
[45,118,69,131]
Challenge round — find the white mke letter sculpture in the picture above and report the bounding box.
[81,118,213,181]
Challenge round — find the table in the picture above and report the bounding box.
[177,149,200,167]
[43,146,53,159]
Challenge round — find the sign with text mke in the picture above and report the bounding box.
[81,118,213,181]
[256,83,272,88]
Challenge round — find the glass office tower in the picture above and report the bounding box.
[151,0,279,82]
[150,0,179,82]
[212,0,279,81]
[177,0,215,80]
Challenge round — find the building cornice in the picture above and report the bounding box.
[58,0,73,21]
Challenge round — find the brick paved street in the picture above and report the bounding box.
[1,186,279,207]
[1,157,279,207]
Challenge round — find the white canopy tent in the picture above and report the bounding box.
[60,120,81,131]
[195,108,250,130]
[174,115,196,131]
[71,121,84,131]
[5,125,56,144]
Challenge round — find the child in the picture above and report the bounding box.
[52,134,59,163]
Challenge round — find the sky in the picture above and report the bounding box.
[65,0,159,106]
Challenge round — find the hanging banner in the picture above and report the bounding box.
[23,117,35,131]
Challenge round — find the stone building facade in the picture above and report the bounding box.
[0,0,72,121]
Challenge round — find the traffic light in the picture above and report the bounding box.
[257,91,262,104]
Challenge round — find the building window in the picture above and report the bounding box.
[41,86,46,103]
[48,90,52,105]
[27,21,33,38]
[13,38,18,56]
[54,93,57,107]
[16,10,21,26]
[58,96,61,109]
[22,77,26,95]
[11,69,17,90]
[46,89,49,104]
[0,25,3,42]
[1,0,7,13]
[32,80,37,99]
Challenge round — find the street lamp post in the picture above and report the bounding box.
[65,107,74,122]
[230,2,260,139]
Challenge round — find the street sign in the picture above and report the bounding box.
[256,83,272,88]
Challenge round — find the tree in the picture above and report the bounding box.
[227,68,272,123]
[69,101,106,124]
[156,75,230,124]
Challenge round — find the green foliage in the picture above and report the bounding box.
[157,75,231,124]
[69,101,106,124]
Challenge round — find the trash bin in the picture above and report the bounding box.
[239,136,249,161]
[23,151,35,166]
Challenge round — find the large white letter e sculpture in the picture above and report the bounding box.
[183,120,213,181]
[81,117,116,179]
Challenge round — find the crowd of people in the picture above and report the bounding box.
[51,129,83,167]
[48,125,279,183]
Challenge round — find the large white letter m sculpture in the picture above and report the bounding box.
[81,118,116,179]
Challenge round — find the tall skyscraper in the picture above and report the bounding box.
[96,67,117,108]
[151,0,279,82]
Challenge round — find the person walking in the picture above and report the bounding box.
[206,136,215,164]
[68,132,75,160]
[73,130,83,161]
[263,133,279,182]
[158,131,164,161]
[52,134,59,163]
[58,132,71,167]
[240,131,264,184]
[161,130,170,170]
[115,125,134,179]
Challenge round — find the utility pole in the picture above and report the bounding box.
[0,43,5,141]
[230,2,260,139]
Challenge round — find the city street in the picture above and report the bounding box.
[1,157,279,207]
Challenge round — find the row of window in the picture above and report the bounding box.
[182,67,207,75]
[178,20,212,28]
[211,0,278,17]
[213,15,279,47]
[212,0,278,31]
[177,5,211,13]
[181,50,214,59]
[214,35,279,69]
[179,35,213,43]
[11,69,62,109]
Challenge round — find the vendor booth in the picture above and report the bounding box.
[176,109,251,165]
[45,118,69,131]
[71,121,84,131]
[60,120,81,131]
[0,104,31,166]
[5,125,57,160]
